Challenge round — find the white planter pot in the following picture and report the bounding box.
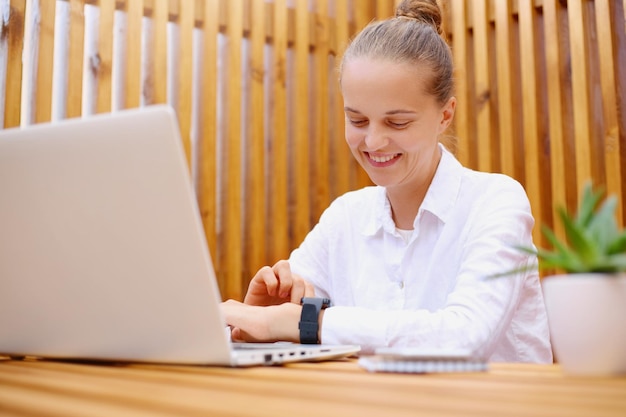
[542,273,626,375]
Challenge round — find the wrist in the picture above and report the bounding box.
[267,303,302,343]
[317,309,325,343]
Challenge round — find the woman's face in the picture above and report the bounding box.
[341,57,455,190]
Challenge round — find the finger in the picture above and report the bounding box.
[232,328,264,343]
[303,280,316,297]
[230,327,247,342]
[272,260,293,298]
[250,266,279,297]
[288,276,304,303]
[288,274,311,303]
[290,277,316,303]
[261,266,280,296]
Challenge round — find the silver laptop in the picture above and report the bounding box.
[0,105,360,366]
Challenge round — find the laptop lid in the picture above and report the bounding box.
[0,105,358,365]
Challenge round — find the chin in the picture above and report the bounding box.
[366,176,393,187]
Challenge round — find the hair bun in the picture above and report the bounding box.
[395,0,443,35]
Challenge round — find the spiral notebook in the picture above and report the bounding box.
[358,348,488,374]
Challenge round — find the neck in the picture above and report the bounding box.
[387,186,426,230]
[386,147,442,230]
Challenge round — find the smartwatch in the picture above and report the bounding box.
[299,297,332,344]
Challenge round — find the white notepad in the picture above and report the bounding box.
[358,348,488,373]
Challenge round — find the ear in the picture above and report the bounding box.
[438,97,456,134]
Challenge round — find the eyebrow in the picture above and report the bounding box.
[343,106,416,115]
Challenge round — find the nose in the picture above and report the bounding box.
[364,125,389,150]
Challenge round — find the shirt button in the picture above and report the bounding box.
[399,281,404,289]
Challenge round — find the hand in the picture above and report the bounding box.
[244,260,315,306]
[221,299,302,343]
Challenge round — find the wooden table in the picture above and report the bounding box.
[1,356,625,417]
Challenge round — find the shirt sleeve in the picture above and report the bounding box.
[288,197,337,300]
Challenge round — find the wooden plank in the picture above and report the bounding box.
[471,0,491,172]
[269,0,289,261]
[518,0,545,247]
[244,0,267,285]
[66,0,85,119]
[0,0,8,127]
[177,0,194,167]
[1,360,626,417]
[494,0,516,179]
[197,0,219,289]
[124,0,142,109]
[355,0,373,29]
[332,0,351,198]
[293,0,310,246]
[193,0,203,27]
[584,1,606,189]
[34,0,56,123]
[3,0,26,128]
[376,0,394,20]
[595,0,623,228]
[568,0,594,202]
[438,0,451,37]
[613,0,626,226]
[312,0,331,223]
[96,0,115,113]
[151,0,167,104]
[224,0,243,300]
[167,0,177,20]
[450,0,470,166]
[542,0,568,242]
[352,2,374,190]
[142,0,152,102]
[66,0,85,118]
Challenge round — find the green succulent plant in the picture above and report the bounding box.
[518,182,626,274]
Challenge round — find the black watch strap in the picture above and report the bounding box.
[298,297,331,344]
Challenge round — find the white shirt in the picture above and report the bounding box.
[289,145,553,363]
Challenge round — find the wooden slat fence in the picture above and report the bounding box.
[449,0,626,249]
[1,0,624,300]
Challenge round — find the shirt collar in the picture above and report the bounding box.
[362,143,463,236]
[418,144,463,225]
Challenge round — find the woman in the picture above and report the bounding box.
[221,0,552,363]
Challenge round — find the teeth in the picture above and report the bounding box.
[370,154,397,163]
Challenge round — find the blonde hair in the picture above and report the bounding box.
[340,0,454,106]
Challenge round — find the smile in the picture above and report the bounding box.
[366,152,400,165]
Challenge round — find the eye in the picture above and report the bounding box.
[348,118,368,127]
[388,120,410,129]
